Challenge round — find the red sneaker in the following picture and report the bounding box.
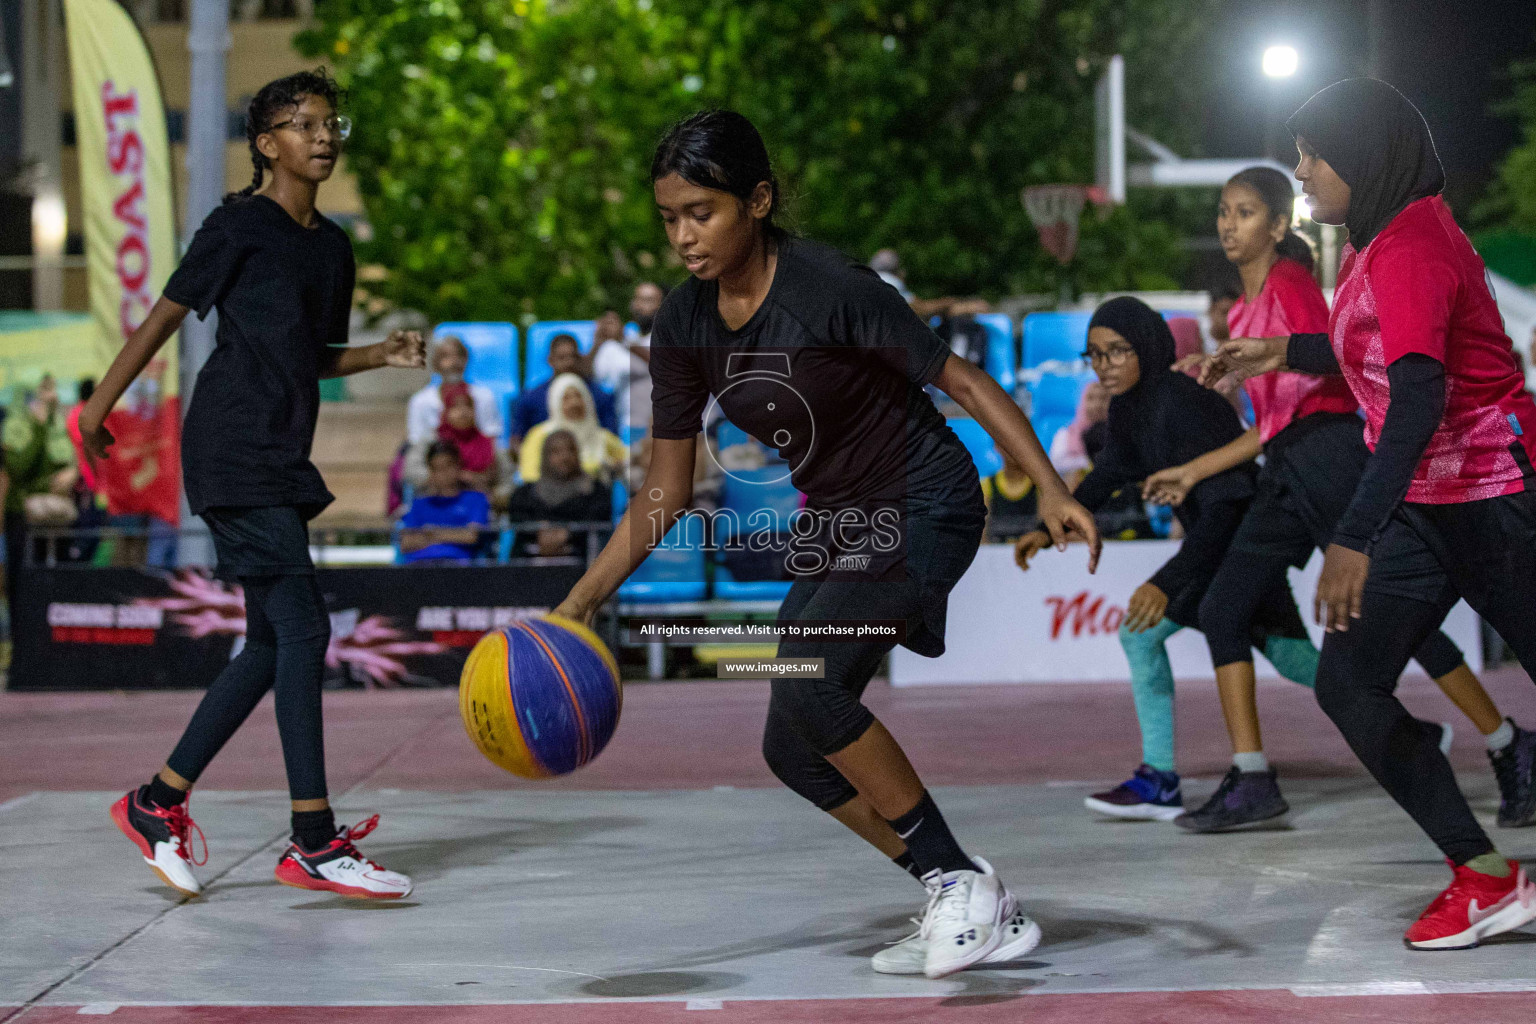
[1405,859,1536,950]
[109,786,206,897]
[274,814,412,899]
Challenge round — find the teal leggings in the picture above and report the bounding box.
[1119,618,1319,774]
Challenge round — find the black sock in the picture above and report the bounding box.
[892,850,924,881]
[145,776,187,810]
[291,808,337,852]
[884,790,976,877]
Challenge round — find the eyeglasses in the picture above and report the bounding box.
[1081,345,1135,367]
[268,114,352,142]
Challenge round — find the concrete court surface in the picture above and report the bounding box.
[6,670,1536,1022]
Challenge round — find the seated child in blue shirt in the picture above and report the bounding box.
[398,441,490,563]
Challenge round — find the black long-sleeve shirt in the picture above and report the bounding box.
[1283,333,1446,553]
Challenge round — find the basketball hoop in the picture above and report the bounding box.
[1023,184,1109,265]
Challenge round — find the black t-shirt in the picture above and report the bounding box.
[649,237,980,520]
[165,195,353,516]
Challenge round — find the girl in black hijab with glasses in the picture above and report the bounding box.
[1017,296,1317,825]
[1207,78,1536,949]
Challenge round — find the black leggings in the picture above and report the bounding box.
[1201,550,1466,676]
[762,507,984,811]
[166,573,332,800]
[1314,492,1536,864]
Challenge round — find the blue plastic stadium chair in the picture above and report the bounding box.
[618,515,708,603]
[1028,371,1095,421]
[714,566,793,602]
[974,313,1017,393]
[945,417,1003,477]
[1161,310,1201,323]
[1031,414,1072,454]
[715,420,753,450]
[1022,311,1092,368]
[524,320,598,389]
[432,323,519,433]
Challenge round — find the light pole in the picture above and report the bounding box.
[1261,45,1298,161]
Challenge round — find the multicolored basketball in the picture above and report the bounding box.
[459,615,623,779]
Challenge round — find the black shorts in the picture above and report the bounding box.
[203,505,316,578]
[1229,413,1370,568]
[777,503,985,658]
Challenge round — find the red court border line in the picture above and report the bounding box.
[14,989,1536,1023]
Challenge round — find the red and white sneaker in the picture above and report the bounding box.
[274,814,412,899]
[109,786,206,897]
[1405,858,1536,950]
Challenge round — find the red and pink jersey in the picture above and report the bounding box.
[1230,257,1358,443]
[1331,195,1536,504]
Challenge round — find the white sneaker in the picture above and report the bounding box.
[872,890,1042,975]
[273,814,413,899]
[919,856,1010,978]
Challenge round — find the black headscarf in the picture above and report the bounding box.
[1285,78,1444,250]
[1087,296,1247,481]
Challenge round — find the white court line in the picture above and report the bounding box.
[685,999,724,1010]
[0,792,39,815]
[76,1005,120,1015]
[1292,982,1431,997]
[393,963,611,982]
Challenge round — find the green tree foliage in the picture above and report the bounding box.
[298,0,1219,321]
[1479,57,1536,234]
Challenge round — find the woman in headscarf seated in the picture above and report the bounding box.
[518,373,627,484]
[404,382,513,504]
[506,429,612,557]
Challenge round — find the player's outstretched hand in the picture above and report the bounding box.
[383,329,426,368]
[1143,465,1196,507]
[1013,530,1051,572]
[1315,543,1369,633]
[78,416,115,464]
[1170,353,1205,376]
[1200,337,1287,391]
[1038,491,1102,574]
[1123,581,1169,633]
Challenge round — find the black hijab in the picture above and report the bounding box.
[1088,296,1248,483]
[1285,78,1444,249]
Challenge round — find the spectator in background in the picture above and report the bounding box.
[1048,379,1111,480]
[868,248,990,319]
[519,373,627,484]
[406,335,503,444]
[506,429,612,557]
[511,333,618,456]
[398,440,490,563]
[64,378,108,563]
[4,372,78,610]
[981,448,1039,542]
[404,382,512,504]
[592,282,666,433]
[1206,274,1243,346]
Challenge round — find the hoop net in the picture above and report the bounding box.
[1023,184,1107,265]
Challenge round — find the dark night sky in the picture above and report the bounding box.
[1195,0,1536,211]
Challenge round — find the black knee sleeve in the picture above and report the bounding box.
[761,705,859,811]
[1413,630,1465,680]
[1199,588,1255,668]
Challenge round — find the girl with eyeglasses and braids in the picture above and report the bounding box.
[80,69,424,900]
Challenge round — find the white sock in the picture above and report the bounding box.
[1233,751,1269,773]
[1486,719,1515,753]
